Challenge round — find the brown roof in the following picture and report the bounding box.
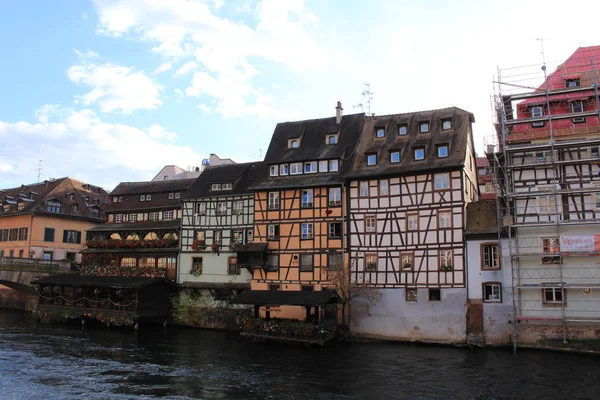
[106,178,196,213]
[465,200,498,237]
[0,177,107,222]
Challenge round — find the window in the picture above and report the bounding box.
[364,254,377,271]
[211,184,222,191]
[270,165,278,176]
[565,78,580,88]
[290,140,299,148]
[531,106,543,118]
[146,194,151,201]
[195,230,205,241]
[228,257,240,275]
[414,148,425,160]
[112,196,119,203]
[329,187,341,207]
[438,211,452,229]
[483,283,502,303]
[267,254,279,271]
[63,230,80,244]
[126,213,136,223]
[290,163,302,175]
[232,200,243,215]
[163,210,174,220]
[17,228,28,241]
[434,173,450,190]
[442,119,452,130]
[304,161,317,174]
[379,180,389,196]
[191,257,203,275]
[328,253,342,270]
[359,181,369,197]
[390,151,400,163]
[214,231,222,244]
[280,164,289,175]
[591,147,600,159]
[42,251,53,260]
[542,237,560,265]
[268,192,280,210]
[485,182,494,193]
[401,253,414,270]
[319,160,328,172]
[543,286,565,305]
[439,250,453,270]
[47,200,61,213]
[329,222,342,238]
[169,192,175,199]
[195,203,206,215]
[300,254,313,271]
[367,153,377,166]
[301,223,313,239]
[246,229,253,243]
[232,230,244,244]
[571,100,584,113]
[327,135,338,144]
[437,145,449,158]
[398,124,408,136]
[537,187,556,214]
[482,244,500,269]
[267,224,280,240]
[329,160,339,172]
[375,128,385,138]
[72,204,78,211]
[217,202,227,215]
[429,288,441,301]
[115,214,124,223]
[149,212,160,221]
[175,192,181,199]
[406,288,418,301]
[419,122,430,133]
[365,215,376,233]
[407,214,418,231]
[301,189,314,208]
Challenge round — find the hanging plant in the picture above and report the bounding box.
[191,239,207,251]
[440,264,453,272]
[211,243,221,255]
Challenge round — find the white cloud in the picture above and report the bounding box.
[67,50,163,114]
[93,0,324,117]
[147,124,178,141]
[0,159,13,173]
[173,61,197,77]
[153,61,172,74]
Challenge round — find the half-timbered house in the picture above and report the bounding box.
[179,162,264,300]
[232,104,363,322]
[345,107,477,343]
[83,178,195,281]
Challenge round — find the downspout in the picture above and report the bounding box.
[27,213,34,258]
[343,181,351,329]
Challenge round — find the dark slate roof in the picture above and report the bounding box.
[465,200,498,237]
[88,219,181,232]
[0,177,107,222]
[31,275,171,289]
[231,289,339,306]
[263,113,365,164]
[250,174,345,191]
[106,178,196,213]
[184,162,266,199]
[111,178,196,196]
[236,242,268,252]
[345,107,476,179]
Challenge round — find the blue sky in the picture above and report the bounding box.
[0,0,598,190]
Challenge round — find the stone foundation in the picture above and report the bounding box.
[0,285,37,311]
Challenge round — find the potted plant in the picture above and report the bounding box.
[190,266,202,277]
[403,262,412,270]
[211,243,221,255]
[191,240,207,251]
[366,261,377,271]
[440,264,453,272]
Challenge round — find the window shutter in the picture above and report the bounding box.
[44,228,55,242]
[63,230,68,243]
[76,231,82,244]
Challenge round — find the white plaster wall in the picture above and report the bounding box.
[178,251,252,285]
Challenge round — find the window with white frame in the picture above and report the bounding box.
[531,106,543,118]
[414,148,425,160]
[149,212,159,221]
[367,154,377,166]
[115,214,124,223]
[268,192,280,210]
[401,253,414,270]
[442,119,452,130]
[279,164,289,175]
[222,183,232,190]
[542,237,560,265]
[140,195,146,202]
[267,224,279,240]
[47,200,61,213]
[211,184,221,191]
[483,283,502,303]
[163,210,174,220]
[398,124,408,135]
[319,160,328,172]
[537,186,556,214]
[407,214,418,231]
[571,100,584,113]
[329,187,341,206]
[301,223,313,239]
[482,244,500,269]
[390,151,400,163]
[129,213,138,222]
[217,202,227,215]
[365,215,376,233]
[439,250,453,269]
[434,173,450,190]
[304,161,317,173]
[196,203,206,215]
[329,159,339,172]
[301,189,314,208]
[375,128,385,138]
[543,286,565,305]
[419,122,430,133]
[437,145,449,158]
[359,181,369,197]
[270,165,278,176]
[232,200,243,215]
[379,179,389,196]
[485,182,494,193]
[290,163,302,175]
[232,230,244,244]
[438,211,452,228]
[169,192,175,199]
[175,192,181,198]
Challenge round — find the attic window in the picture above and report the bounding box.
[398,125,408,136]
[437,144,449,158]
[414,148,425,161]
[375,128,385,138]
[211,184,222,191]
[571,100,584,113]
[442,119,452,130]
[72,204,79,211]
[67,193,74,201]
[47,200,61,213]
[327,134,338,145]
[367,154,377,166]
[390,151,401,163]
[169,192,175,199]
[270,165,278,176]
[565,78,580,88]
[419,122,430,133]
[289,139,299,149]
[222,183,232,190]
[531,106,543,118]
[175,192,181,198]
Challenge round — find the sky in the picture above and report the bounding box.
[0,0,599,191]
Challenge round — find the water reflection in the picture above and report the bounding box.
[0,309,599,399]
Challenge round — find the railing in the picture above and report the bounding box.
[0,256,72,273]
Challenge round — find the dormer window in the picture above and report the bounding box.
[175,192,181,198]
[414,148,425,160]
[327,134,338,145]
[390,151,401,163]
[279,164,289,175]
[442,119,452,130]
[531,106,543,118]
[375,128,385,138]
[571,100,584,113]
[169,192,175,199]
[211,184,221,191]
[289,139,299,149]
[72,204,78,211]
[367,153,377,166]
[329,159,339,171]
[17,202,24,211]
[398,125,408,136]
[270,165,278,176]
[222,183,232,190]
[565,78,580,88]
[67,193,74,201]
[140,195,146,202]
[47,200,61,213]
[437,144,449,158]
[90,207,99,217]
[419,122,430,133]
[304,161,317,174]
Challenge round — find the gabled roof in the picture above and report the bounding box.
[0,177,107,221]
[111,178,196,196]
[184,162,266,199]
[539,46,600,91]
[345,107,475,179]
[263,113,365,164]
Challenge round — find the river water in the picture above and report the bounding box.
[0,309,598,400]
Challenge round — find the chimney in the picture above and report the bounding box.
[195,167,200,172]
[486,144,495,154]
[335,101,343,124]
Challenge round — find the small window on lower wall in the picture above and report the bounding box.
[406,288,418,301]
[228,257,240,275]
[191,257,203,275]
[483,282,502,303]
[300,254,313,271]
[301,285,314,291]
[428,288,441,301]
[542,285,566,307]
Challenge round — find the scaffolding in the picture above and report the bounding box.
[490,46,600,350]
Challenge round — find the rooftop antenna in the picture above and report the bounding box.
[35,160,44,182]
[536,38,549,79]
[362,83,373,116]
[251,148,263,161]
